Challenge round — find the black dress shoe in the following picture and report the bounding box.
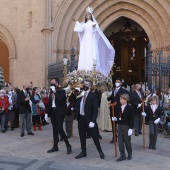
[110,139,114,144]
[139,132,142,134]
[20,133,24,137]
[135,133,138,136]
[127,155,132,160]
[1,130,6,133]
[75,152,87,159]
[60,138,63,141]
[67,145,72,154]
[45,121,49,125]
[47,147,59,153]
[98,150,105,159]
[98,134,102,140]
[149,144,152,149]
[67,135,71,138]
[27,132,34,135]
[152,147,156,150]
[117,156,126,161]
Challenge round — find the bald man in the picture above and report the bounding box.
[130,84,145,136]
[17,84,34,137]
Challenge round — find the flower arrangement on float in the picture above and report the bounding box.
[65,69,112,91]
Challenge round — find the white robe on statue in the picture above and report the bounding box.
[74,16,115,76]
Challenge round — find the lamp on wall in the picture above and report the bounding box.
[63,55,68,81]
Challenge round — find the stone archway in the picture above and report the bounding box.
[51,0,170,63]
[0,24,17,85]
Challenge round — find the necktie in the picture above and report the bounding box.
[81,92,88,115]
[25,91,27,97]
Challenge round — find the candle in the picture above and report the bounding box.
[63,58,68,65]
[93,59,97,65]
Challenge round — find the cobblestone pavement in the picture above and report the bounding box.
[0,120,170,170]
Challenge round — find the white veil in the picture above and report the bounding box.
[77,12,115,76]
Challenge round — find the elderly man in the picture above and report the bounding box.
[17,84,34,137]
[130,84,145,136]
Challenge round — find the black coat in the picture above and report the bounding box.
[146,105,162,121]
[17,90,32,114]
[76,91,98,123]
[47,89,66,117]
[107,87,130,115]
[115,104,134,129]
[130,91,145,115]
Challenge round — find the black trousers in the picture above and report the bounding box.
[118,125,132,158]
[32,115,41,125]
[134,114,142,134]
[78,115,102,153]
[50,108,70,148]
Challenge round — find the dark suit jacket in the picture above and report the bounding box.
[47,89,66,117]
[146,105,162,121]
[17,90,31,114]
[130,90,145,115]
[107,87,130,114]
[76,91,98,123]
[115,104,134,129]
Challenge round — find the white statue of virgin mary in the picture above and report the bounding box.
[73,6,115,76]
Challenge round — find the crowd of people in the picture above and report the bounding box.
[1,77,170,162]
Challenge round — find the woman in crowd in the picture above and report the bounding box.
[5,89,16,130]
[31,87,42,131]
[0,89,9,133]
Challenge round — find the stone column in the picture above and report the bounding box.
[41,0,52,87]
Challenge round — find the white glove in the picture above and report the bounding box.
[128,129,133,136]
[112,117,117,121]
[154,118,160,124]
[71,107,74,111]
[137,103,142,108]
[45,113,48,122]
[64,85,71,94]
[89,122,95,128]
[50,86,56,93]
[141,112,147,116]
[106,91,112,98]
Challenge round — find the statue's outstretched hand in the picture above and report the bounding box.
[92,24,96,27]
[72,19,76,22]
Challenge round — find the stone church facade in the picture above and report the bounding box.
[0,0,170,88]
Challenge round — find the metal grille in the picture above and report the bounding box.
[147,43,170,92]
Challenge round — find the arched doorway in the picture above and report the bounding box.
[104,17,148,85]
[0,39,9,83]
[0,24,17,86]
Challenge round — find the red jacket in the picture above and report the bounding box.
[43,96,49,108]
[0,97,10,113]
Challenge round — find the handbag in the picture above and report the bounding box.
[37,101,45,109]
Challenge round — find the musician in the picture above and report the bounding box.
[75,80,105,159]
[112,93,134,161]
[107,78,130,143]
[17,84,34,137]
[130,84,145,136]
[46,78,72,155]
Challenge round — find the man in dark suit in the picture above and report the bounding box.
[17,84,34,137]
[46,78,72,155]
[130,84,145,136]
[107,78,130,143]
[75,80,104,159]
